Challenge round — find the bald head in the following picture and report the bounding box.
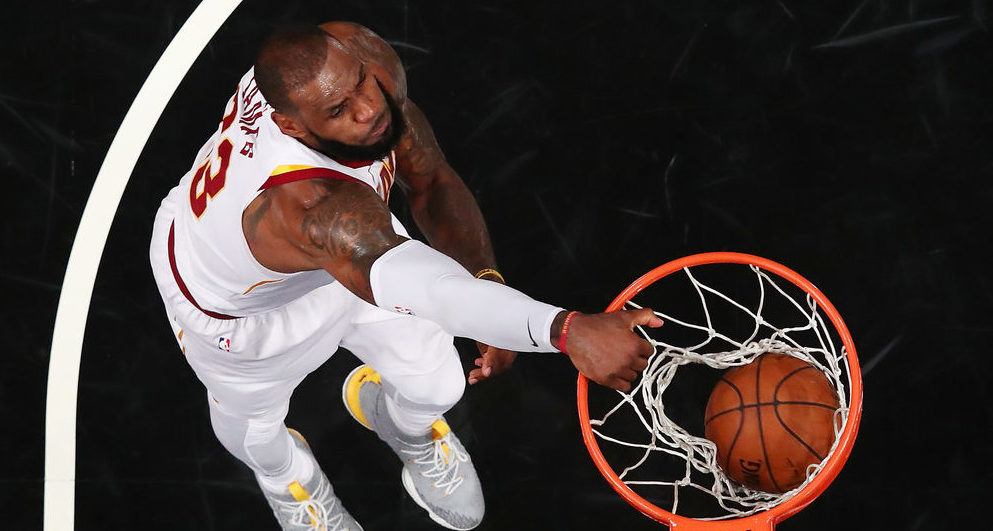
[254,25,341,114]
[254,24,406,162]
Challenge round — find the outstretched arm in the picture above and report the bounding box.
[280,178,658,391]
[296,22,661,390]
[319,22,512,384]
[395,100,517,384]
[394,100,498,277]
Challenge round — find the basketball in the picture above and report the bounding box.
[704,353,840,493]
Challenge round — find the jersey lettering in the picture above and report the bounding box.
[376,152,397,202]
[189,87,238,218]
[240,141,255,158]
[190,138,233,218]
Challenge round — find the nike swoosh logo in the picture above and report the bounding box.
[526,319,538,347]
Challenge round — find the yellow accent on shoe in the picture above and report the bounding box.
[287,481,325,529]
[287,481,311,502]
[309,507,323,530]
[430,420,450,439]
[344,366,381,429]
[287,428,312,450]
[432,420,452,461]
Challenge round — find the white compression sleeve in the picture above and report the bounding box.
[369,240,563,352]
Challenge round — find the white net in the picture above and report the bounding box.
[588,264,852,520]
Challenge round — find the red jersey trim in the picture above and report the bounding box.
[168,222,239,320]
[258,167,364,190]
[337,150,395,169]
[336,159,376,169]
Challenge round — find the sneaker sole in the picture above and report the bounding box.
[401,468,479,531]
[342,364,379,431]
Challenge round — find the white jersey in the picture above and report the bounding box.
[163,68,403,318]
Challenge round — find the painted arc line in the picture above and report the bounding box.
[44,1,243,529]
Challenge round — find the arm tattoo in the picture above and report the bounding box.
[399,101,445,173]
[242,192,272,241]
[298,181,404,298]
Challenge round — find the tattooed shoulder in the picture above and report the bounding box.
[297,180,403,268]
[242,190,273,241]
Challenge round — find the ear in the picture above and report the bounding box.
[271,111,308,139]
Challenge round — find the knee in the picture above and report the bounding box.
[208,397,291,471]
[424,370,466,411]
[393,361,466,411]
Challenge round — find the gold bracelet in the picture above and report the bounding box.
[474,268,505,283]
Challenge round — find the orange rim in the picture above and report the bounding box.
[577,252,863,530]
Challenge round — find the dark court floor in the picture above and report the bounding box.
[3,1,991,529]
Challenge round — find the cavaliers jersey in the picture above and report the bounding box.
[163,68,404,317]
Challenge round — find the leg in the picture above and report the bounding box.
[340,305,465,435]
[160,280,348,483]
[340,306,484,530]
[204,385,361,531]
[151,206,363,529]
[206,391,309,490]
[379,360,465,437]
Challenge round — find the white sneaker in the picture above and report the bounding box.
[343,365,484,530]
[257,429,363,530]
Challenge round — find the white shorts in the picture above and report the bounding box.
[149,198,458,419]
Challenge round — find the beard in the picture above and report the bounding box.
[310,84,406,163]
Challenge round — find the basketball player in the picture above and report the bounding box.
[149,22,661,530]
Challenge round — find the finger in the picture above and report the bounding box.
[618,368,638,383]
[636,337,655,358]
[483,366,492,377]
[628,307,663,328]
[474,357,484,367]
[495,349,516,368]
[468,368,483,384]
[607,377,632,393]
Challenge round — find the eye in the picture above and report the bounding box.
[329,103,346,118]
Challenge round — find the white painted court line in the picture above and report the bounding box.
[44,1,242,529]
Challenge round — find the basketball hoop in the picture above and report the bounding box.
[577,252,862,530]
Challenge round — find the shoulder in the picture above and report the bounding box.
[320,21,407,103]
[257,117,321,159]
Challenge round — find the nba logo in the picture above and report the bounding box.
[218,337,231,352]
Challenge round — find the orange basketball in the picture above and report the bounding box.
[704,353,840,493]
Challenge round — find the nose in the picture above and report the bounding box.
[355,99,377,124]
[352,78,384,125]
[353,97,377,124]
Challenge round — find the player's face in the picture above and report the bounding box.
[290,45,405,162]
[308,84,405,162]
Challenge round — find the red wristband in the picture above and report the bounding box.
[557,311,579,354]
